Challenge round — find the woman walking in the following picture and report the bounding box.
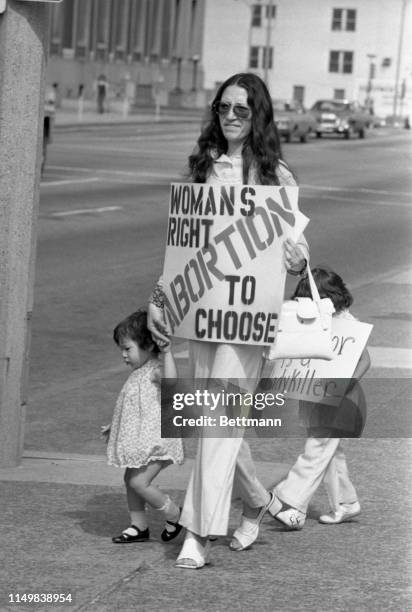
[148,73,309,568]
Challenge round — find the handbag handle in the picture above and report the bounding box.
[303,265,334,328]
[304,265,322,304]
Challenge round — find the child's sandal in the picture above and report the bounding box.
[112,525,150,544]
[161,509,183,542]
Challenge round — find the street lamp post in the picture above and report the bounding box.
[365,53,376,114]
[393,0,407,118]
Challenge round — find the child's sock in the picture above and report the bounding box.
[156,495,180,523]
[129,510,148,531]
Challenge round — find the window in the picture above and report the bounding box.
[251,5,262,27]
[262,47,273,69]
[346,9,356,31]
[249,46,259,68]
[342,51,353,73]
[332,8,342,30]
[334,89,345,100]
[252,4,276,26]
[331,8,356,31]
[249,46,274,69]
[62,0,75,49]
[329,50,339,72]
[329,50,353,74]
[293,86,305,104]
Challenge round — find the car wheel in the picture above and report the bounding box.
[358,127,366,138]
[316,131,322,138]
[284,132,291,143]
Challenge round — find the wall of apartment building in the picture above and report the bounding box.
[231,0,412,115]
[46,0,412,116]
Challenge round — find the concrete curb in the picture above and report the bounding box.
[0,450,291,491]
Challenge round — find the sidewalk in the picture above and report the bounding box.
[1,437,411,611]
[54,102,204,130]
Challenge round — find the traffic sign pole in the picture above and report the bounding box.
[0,1,50,466]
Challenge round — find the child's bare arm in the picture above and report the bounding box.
[346,348,371,392]
[159,342,178,384]
[353,348,371,381]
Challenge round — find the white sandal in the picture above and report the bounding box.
[175,531,211,569]
[230,493,273,551]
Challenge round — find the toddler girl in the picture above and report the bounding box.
[102,309,184,543]
[268,266,371,528]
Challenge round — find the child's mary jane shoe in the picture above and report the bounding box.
[112,525,149,544]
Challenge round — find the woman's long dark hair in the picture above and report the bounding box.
[188,73,284,185]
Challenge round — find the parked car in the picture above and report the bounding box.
[273,100,317,143]
[311,100,373,139]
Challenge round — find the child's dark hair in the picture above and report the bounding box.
[292,266,353,313]
[113,309,160,354]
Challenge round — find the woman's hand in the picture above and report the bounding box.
[147,302,170,347]
[100,424,111,443]
[283,238,306,274]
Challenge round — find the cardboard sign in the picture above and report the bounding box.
[267,317,373,405]
[162,183,309,345]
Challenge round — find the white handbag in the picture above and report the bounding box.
[267,266,335,361]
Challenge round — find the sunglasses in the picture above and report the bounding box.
[213,101,252,120]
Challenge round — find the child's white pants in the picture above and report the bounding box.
[275,437,358,514]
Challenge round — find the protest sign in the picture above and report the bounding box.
[266,317,373,405]
[162,183,308,345]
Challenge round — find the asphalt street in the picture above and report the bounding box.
[28,125,412,453]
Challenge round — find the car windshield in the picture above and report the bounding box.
[312,101,348,112]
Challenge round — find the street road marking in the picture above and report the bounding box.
[314,194,411,207]
[41,177,100,187]
[368,347,412,369]
[173,346,412,369]
[301,184,411,198]
[47,165,176,180]
[51,206,122,217]
[389,270,412,285]
[53,140,192,153]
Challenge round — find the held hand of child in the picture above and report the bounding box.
[147,302,170,347]
[283,238,306,274]
[100,424,111,443]
[158,338,172,353]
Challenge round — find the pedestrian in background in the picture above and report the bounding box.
[96,74,108,114]
[102,309,184,543]
[267,266,371,529]
[148,72,309,568]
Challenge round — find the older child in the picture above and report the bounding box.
[268,267,371,528]
[102,309,183,543]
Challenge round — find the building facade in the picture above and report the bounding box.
[47,0,412,117]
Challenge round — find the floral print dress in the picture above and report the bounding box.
[107,357,183,468]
